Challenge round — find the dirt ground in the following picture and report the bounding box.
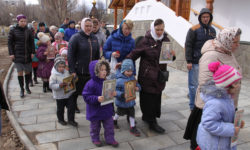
[0,37,25,150]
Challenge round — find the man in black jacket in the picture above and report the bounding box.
[185,8,216,111]
[68,18,100,116]
[8,14,35,98]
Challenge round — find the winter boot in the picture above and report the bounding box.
[18,76,24,98]
[43,81,47,93]
[46,81,52,92]
[25,74,31,94]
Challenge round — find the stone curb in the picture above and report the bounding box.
[3,63,37,150]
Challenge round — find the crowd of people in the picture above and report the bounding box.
[1,7,245,149]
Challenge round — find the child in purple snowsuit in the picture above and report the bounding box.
[82,59,119,147]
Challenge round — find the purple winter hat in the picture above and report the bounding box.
[16,14,26,22]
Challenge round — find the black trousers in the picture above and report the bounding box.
[72,74,90,107]
[183,106,202,150]
[56,95,75,122]
[139,91,162,123]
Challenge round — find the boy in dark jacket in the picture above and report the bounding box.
[82,59,118,147]
[113,59,141,137]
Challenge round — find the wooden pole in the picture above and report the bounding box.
[206,0,214,13]
[114,7,118,30]
[123,0,127,19]
[176,0,180,16]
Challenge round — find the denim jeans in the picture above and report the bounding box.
[188,64,199,110]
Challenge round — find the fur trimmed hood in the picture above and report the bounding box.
[200,80,231,103]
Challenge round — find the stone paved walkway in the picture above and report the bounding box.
[6,66,250,150]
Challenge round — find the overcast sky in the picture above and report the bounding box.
[25,0,106,8]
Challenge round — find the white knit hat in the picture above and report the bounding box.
[37,32,50,43]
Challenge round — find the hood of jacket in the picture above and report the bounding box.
[51,67,65,76]
[198,8,213,28]
[110,20,132,41]
[89,59,110,82]
[200,80,231,103]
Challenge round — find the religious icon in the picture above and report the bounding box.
[101,79,116,106]
[63,75,76,94]
[47,46,56,59]
[231,109,244,147]
[159,42,173,64]
[124,80,136,102]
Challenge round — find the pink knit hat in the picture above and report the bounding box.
[208,61,242,88]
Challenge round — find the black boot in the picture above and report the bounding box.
[46,81,52,92]
[149,122,165,134]
[33,67,38,84]
[25,74,31,94]
[18,76,24,98]
[30,71,33,87]
[43,81,47,93]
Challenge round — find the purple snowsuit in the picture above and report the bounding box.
[36,44,54,79]
[82,60,115,143]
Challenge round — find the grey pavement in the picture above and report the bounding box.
[6,66,250,150]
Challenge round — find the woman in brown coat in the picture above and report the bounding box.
[184,27,242,150]
[127,19,176,133]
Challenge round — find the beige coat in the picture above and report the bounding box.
[195,40,242,109]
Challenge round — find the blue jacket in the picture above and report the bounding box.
[82,60,113,121]
[103,21,135,62]
[64,28,78,41]
[197,81,236,150]
[115,70,141,108]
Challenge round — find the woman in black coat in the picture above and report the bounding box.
[68,18,100,113]
[127,19,176,133]
[8,14,35,98]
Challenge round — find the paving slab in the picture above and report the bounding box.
[19,107,56,117]
[22,122,56,132]
[35,143,57,150]
[129,134,176,150]
[58,137,95,150]
[18,116,37,125]
[36,128,79,144]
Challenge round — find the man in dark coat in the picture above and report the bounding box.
[8,14,35,98]
[68,18,100,113]
[185,8,216,111]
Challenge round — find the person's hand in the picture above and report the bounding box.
[59,82,67,88]
[187,63,192,70]
[240,120,245,128]
[235,126,240,136]
[171,50,176,56]
[9,55,15,60]
[112,51,120,58]
[44,51,48,55]
[112,91,117,97]
[31,54,34,59]
[135,87,139,91]
[115,62,122,69]
[98,96,104,103]
[72,73,76,77]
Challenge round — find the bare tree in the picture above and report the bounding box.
[42,0,78,26]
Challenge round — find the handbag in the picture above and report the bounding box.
[158,69,169,83]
